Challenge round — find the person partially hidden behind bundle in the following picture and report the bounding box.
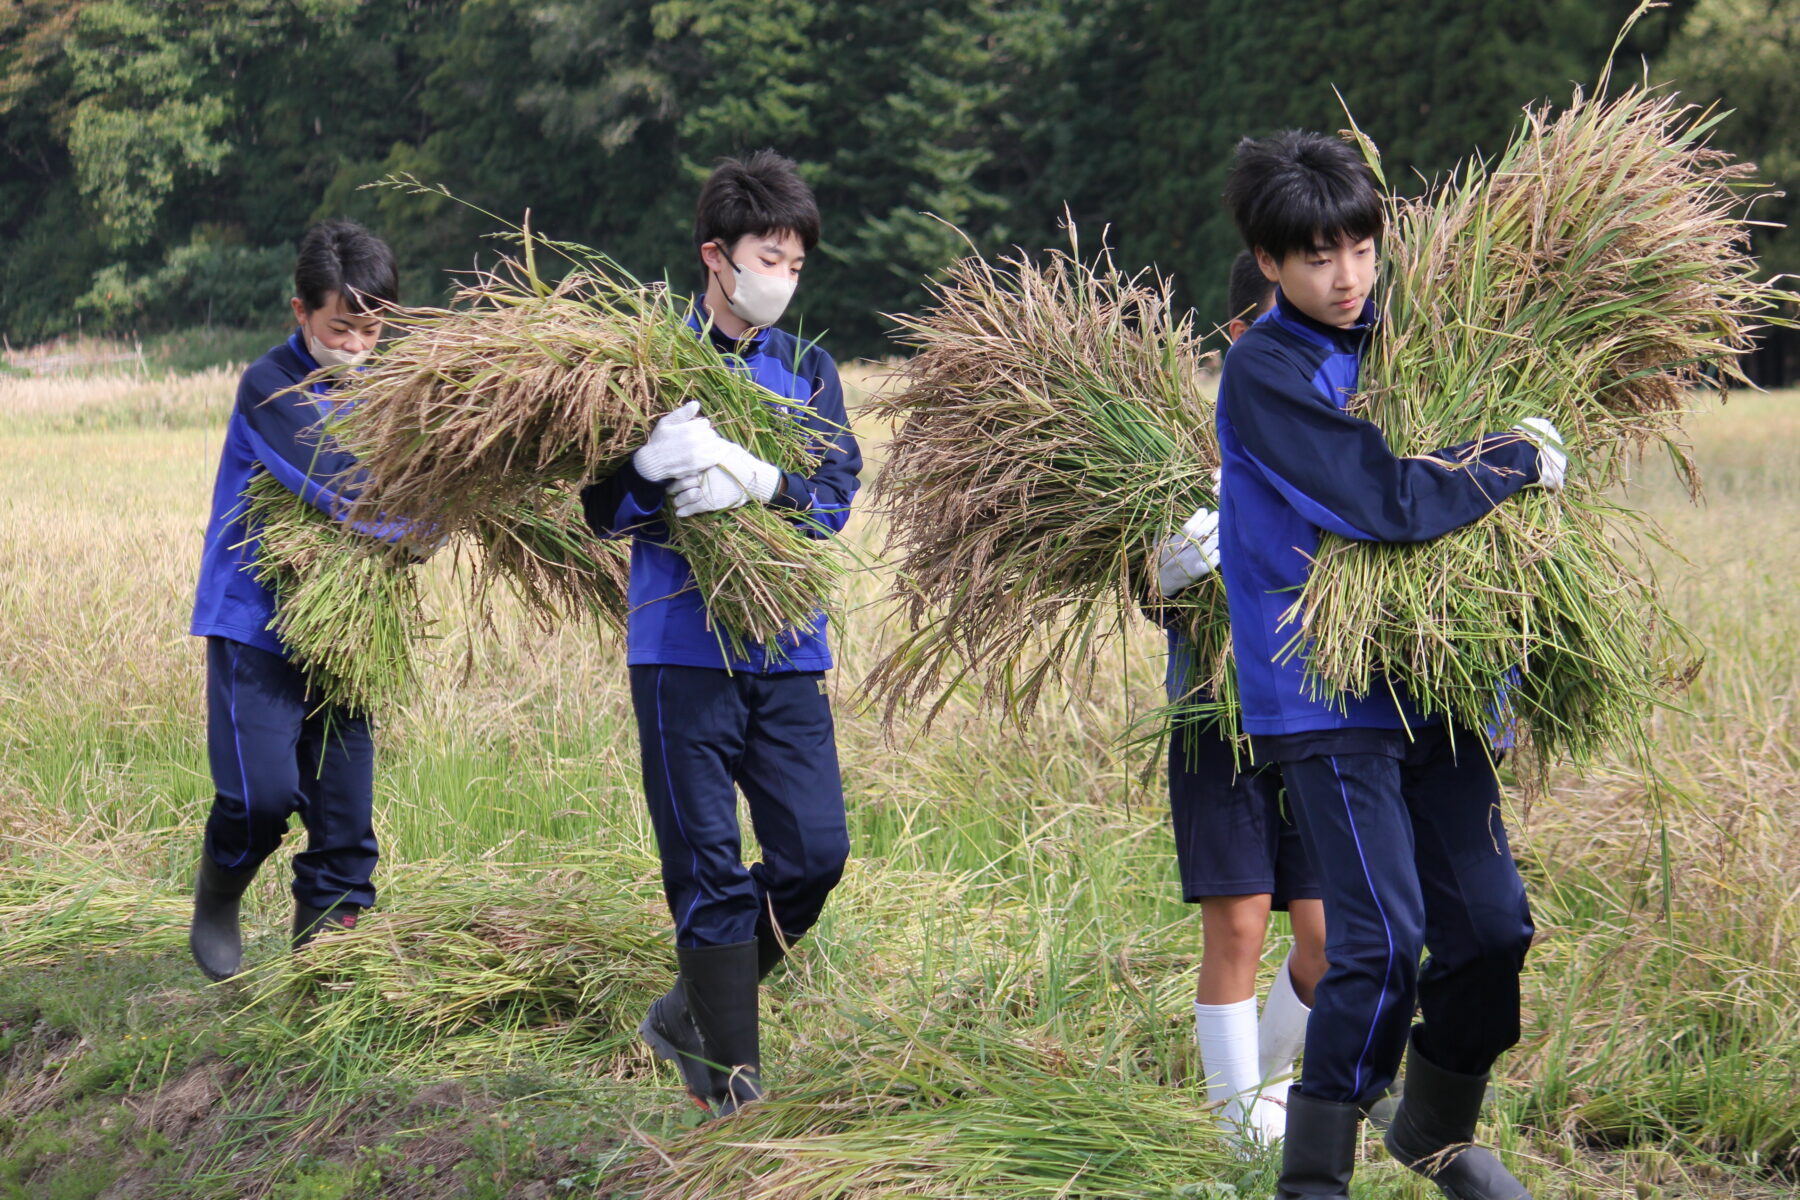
[188,220,404,979]
[1151,251,1326,1152]
[580,150,862,1117]
[1213,130,1568,1200]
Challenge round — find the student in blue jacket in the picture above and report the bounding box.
[1154,251,1325,1148]
[1214,132,1566,1200]
[188,220,403,981]
[580,150,861,1117]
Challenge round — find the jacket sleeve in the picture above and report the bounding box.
[1220,339,1541,544]
[579,458,667,541]
[768,350,861,539]
[239,367,409,544]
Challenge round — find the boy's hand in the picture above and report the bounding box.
[667,441,781,518]
[634,401,726,482]
[1156,506,1221,597]
[1513,417,1568,491]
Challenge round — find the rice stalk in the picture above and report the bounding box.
[241,470,427,716]
[1299,85,1793,771]
[865,232,1228,729]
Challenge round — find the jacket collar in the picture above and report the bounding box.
[1271,288,1376,351]
[288,328,321,372]
[689,299,769,356]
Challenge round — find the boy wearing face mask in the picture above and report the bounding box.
[187,219,402,981]
[580,150,862,1117]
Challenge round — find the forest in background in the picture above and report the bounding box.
[3,0,1795,361]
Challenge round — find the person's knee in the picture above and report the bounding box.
[769,827,849,900]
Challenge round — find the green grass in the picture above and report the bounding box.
[0,367,1795,1196]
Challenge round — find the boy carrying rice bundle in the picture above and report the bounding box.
[577,151,861,1118]
[1216,130,1565,1200]
[188,220,410,981]
[1230,81,1791,1197]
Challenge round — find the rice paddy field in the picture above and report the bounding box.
[0,361,1796,1199]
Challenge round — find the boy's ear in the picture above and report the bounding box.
[1226,318,1251,343]
[698,238,732,274]
[1253,248,1281,283]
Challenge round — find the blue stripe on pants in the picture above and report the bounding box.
[629,664,849,949]
[1276,726,1534,1103]
[201,636,379,909]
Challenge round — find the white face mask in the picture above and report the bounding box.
[306,328,371,370]
[717,251,798,329]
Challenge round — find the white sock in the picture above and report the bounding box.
[1195,998,1283,1145]
[1257,954,1312,1110]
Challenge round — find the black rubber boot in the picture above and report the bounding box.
[1275,1091,1360,1199]
[756,932,787,980]
[291,901,360,950]
[1383,1031,1532,1199]
[640,933,787,1110]
[638,984,728,1110]
[189,857,258,981]
[678,940,763,1116]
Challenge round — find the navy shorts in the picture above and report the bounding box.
[1169,715,1319,909]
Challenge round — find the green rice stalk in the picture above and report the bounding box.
[328,220,847,657]
[866,232,1229,729]
[241,470,426,716]
[1298,85,1793,772]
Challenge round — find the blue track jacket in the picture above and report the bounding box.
[191,331,396,659]
[580,309,862,673]
[1216,291,1541,740]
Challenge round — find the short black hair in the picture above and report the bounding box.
[1226,249,1275,325]
[1224,130,1383,264]
[295,219,399,314]
[694,149,821,255]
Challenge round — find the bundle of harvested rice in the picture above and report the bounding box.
[1297,83,1792,770]
[865,236,1229,727]
[329,237,847,656]
[465,487,632,635]
[241,470,426,716]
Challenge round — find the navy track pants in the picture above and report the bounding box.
[202,636,378,910]
[1277,726,1534,1104]
[629,664,849,949]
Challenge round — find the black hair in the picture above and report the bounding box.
[694,149,821,255]
[294,219,399,314]
[1226,249,1275,325]
[1223,130,1383,264]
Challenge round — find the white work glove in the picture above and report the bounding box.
[632,401,726,482]
[1156,506,1221,598]
[668,440,783,518]
[1513,417,1567,491]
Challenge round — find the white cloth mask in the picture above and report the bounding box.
[720,257,797,328]
[306,329,371,370]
